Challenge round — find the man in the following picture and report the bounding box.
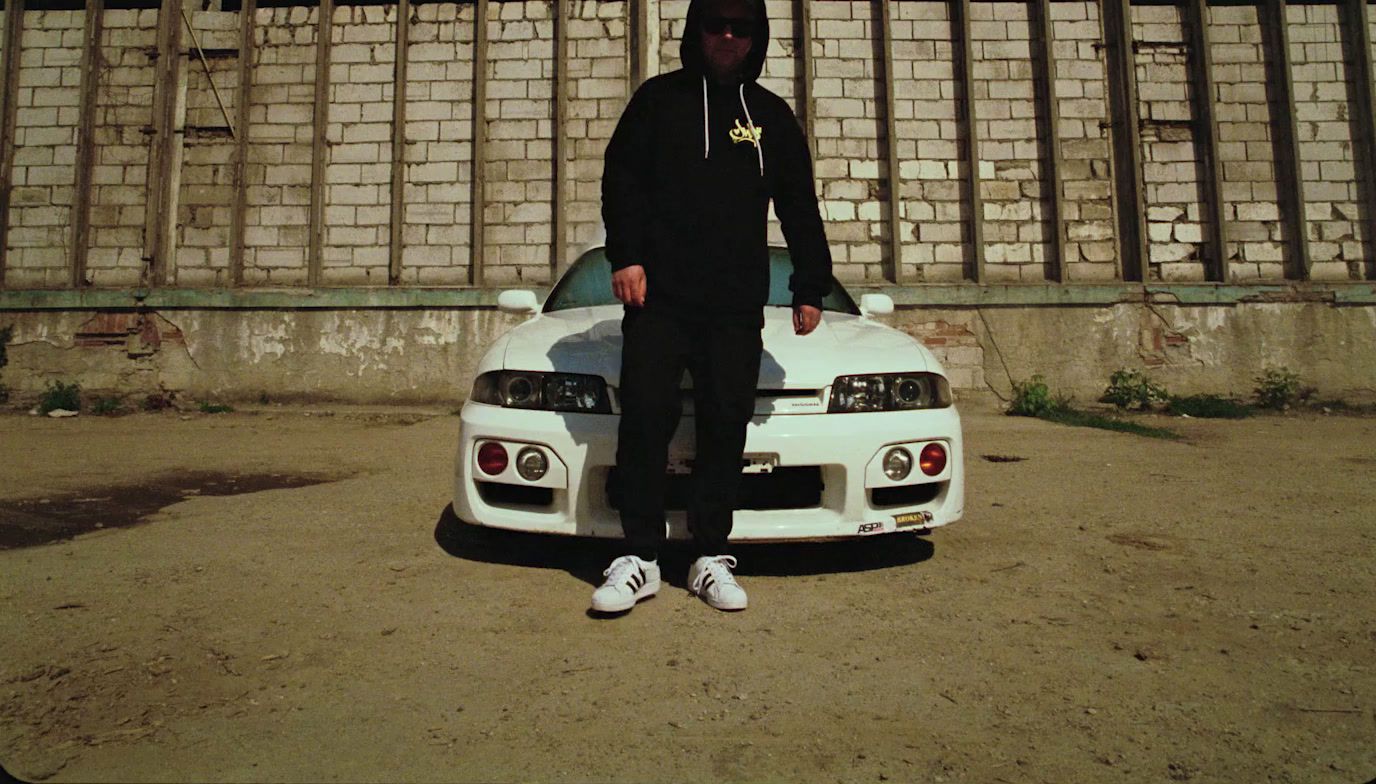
[592,0,832,613]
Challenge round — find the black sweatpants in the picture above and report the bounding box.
[615,307,763,560]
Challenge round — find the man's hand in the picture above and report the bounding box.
[612,264,647,308]
[793,304,821,336]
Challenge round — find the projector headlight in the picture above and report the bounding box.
[828,372,952,413]
[471,370,612,414]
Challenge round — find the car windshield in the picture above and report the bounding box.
[542,247,861,315]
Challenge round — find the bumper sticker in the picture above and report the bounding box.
[857,522,884,535]
[893,511,933,528]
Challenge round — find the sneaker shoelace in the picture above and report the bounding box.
[602,556,642,590]
[691,555,739,594]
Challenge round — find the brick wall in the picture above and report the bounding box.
[1051,0,1116,281]
[1287,2,1365,281]
[483,0,554,284]
[6,9,84,288]
[1131,3,1209,282]
[1209,2,1286,280]
[244,5,318,285]
[322,4,397,285]
[567,0,630,255]
[402,1,475,285]
[1,0,1374,292]
[973,2,1050,282]
[892,1,963,283]
[88,9,155,288]
[810,1,886,280]
[176,11,241,286]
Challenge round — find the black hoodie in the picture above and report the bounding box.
[601,0,833,326]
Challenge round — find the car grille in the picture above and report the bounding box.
[606,466,823,511]
[478,482,554,508]
[697,389,827,416]
[610,388,827,415]
[871,483,942,507]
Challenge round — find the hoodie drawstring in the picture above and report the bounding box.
[702,77,711,160]
[702,77,765,177]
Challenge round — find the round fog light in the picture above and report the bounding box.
[516,447,549,481]
[919,443,947,476]
[883,448,913,481]
[476,442,508,476]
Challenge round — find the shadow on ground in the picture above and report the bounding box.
[432,504,934,590]
[0,472,341,550]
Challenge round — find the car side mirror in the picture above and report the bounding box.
[859,293,894,318]
[497,290,540,315]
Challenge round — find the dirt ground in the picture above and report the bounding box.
[1,402,1373,783]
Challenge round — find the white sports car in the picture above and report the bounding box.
[453,246,965,542]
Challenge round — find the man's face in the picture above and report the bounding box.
[700,0,755,81]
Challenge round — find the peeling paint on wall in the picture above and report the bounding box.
[234,318,292,365]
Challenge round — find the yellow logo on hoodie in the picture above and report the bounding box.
[729,118,763,147]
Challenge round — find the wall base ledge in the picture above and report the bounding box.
[2,282,1375,311]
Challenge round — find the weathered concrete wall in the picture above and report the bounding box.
[914,302,1376,402]
[0,308,525,405]
[2,302,1373,406]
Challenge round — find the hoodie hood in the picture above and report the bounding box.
[681,0,770,84]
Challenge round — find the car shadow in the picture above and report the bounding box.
[432,504,935,591]
[433,504,611,589]
[729,535,934,576]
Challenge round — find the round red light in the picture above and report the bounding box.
[918,443,947,476]
[477,442,509,475]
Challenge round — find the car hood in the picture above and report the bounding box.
[498,306,935,389]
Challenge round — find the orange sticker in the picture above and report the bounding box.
[894,512,930,528]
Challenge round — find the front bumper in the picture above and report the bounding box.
[453,402,964,542]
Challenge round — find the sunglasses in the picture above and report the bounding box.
[702,16,757,38]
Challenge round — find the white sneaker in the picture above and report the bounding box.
[688,555,748,611]
[590,555,660,613]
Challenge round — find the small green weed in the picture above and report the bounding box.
[1040,408,1181,440]
[91,396,124,416]
[1254,367,1302,410]
[1008,375,1067,417]
[1008,374,1180,439]
[1166,394,1253,419]
[198,402,234,414]
[39,380,81,414]
[1102,369,1169,411]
